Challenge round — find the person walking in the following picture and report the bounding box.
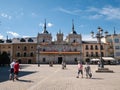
[9,60,15,80]
[13,60,20,81]
[98,61,100,68]
[76,61,83,78]
[62,60,66,69]
[84,62,92,79]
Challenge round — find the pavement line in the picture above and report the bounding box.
[28,68,60,90]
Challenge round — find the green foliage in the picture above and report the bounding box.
[0,51,10,66]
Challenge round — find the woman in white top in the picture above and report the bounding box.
[9,61,15,80]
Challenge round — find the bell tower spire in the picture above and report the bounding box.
[42,19,49,34]
[72,19,74,32]
[71,19,77,34]
[114,27,116,35]
[44,19,47,31]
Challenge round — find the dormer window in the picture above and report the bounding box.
[28,38,33,42]
[20,38,26,42]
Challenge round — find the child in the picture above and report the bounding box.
[76,61,83,78]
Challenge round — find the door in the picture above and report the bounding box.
[58,57,62,64]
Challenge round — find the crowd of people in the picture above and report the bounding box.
[9,59,92,82]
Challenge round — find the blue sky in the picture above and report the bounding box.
[0,0,120,40]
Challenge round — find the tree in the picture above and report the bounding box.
[1,51,10,66]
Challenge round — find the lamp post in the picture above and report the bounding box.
[91,26,108,69]
[37,46,41,67]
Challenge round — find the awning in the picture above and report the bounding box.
[102,57,115,61]
[91,59,100,61]
[91,57,115,61]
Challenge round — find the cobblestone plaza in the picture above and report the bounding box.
[0,64,120,90]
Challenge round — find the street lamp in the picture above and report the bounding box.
[91,26,108,68]
[37,45,41,67]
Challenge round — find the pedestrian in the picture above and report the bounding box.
[84,62,92,79]
[13,60,20,81]
[9,60,15,80]
[76,61,83,78]
[98,61,100,68]
[62,60,66,69]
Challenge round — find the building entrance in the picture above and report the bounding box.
[58,57,62,64]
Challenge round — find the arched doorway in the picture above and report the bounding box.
[28,59,32,64]
[58,57,62,64]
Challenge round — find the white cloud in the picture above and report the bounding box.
[0,13,12,20]
[100,6,120,20]
[47,23,53,27]
[57,7,81,15]
[39,22,53,28]
[0,34,4,39]
[22,35,31,38]
[88,14,103,19]
[38,23,44,27]
[87,7,99,12]
[82,34,97,41]
[56,6,120,20]
[7,31,20,37]
[87,6,120,20]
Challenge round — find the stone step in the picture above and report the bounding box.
[96,68,114,73]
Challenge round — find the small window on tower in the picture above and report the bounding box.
[43,39,45,42]
[73,40,76,43]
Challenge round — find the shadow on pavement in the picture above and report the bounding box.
[17,79,33,83]
[91,77,104,80]
[0,66,36,83]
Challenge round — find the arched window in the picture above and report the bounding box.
[17,52,20,57]
[30,52,34,57]
[95,45,98,50]
[24,52,27,57]
[85,45,89,50]
[90,45,93,50]
[86,52,89,57]
[24,46,27,51]
[101,45,104,50]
